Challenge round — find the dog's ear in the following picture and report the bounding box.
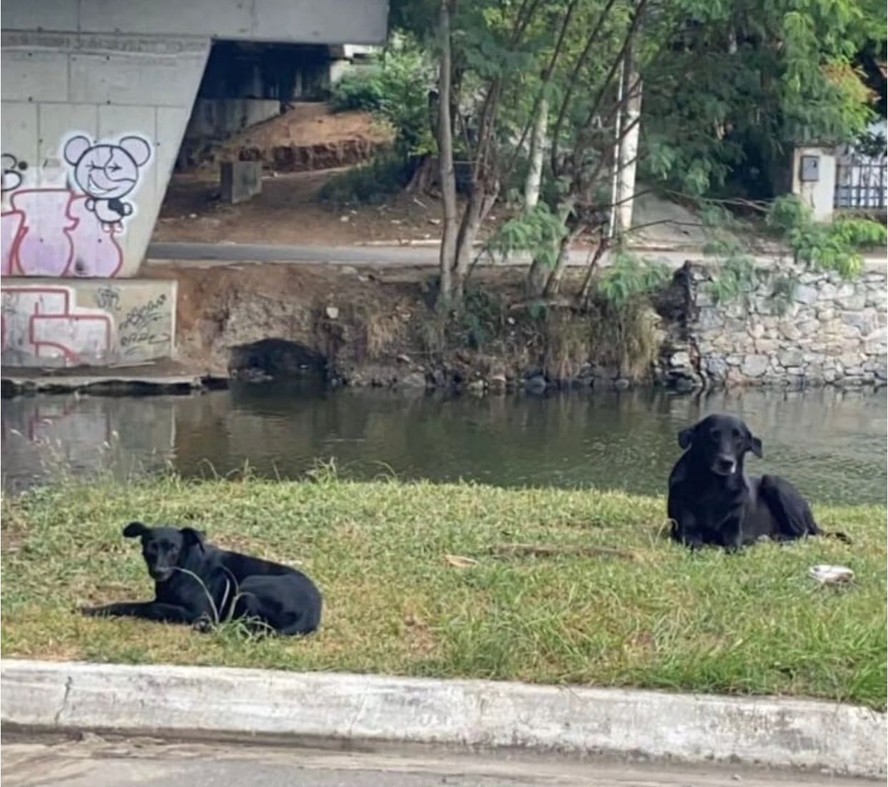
[180,528,205,549]
[748,433,764,458]
[677,427,694,449]
[123,521,149,539]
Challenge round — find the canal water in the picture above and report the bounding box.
[2,384,885,505]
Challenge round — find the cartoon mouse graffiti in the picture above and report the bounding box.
[63,135,152,228]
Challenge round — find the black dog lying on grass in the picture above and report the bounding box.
[667,413,851,551]
[82,522,322,636]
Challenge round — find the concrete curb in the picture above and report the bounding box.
[2,660,885,778]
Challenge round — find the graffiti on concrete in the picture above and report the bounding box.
[2,153,26,194]
[1,286,112,365]
[97,287,171,356]
[63,135,152,229]
[1,282,174,368]
[95,285,122,311]
[1,132,152,279]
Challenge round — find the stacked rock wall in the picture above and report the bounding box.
[660,263,887,388]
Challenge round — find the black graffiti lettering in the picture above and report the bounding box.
[118,294,167,332]
[2,153,25,193]
[95,286,121,311]
[121,332,170,351]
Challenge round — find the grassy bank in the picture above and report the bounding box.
[2,474,884,709]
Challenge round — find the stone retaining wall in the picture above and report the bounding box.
[661,263,887,388]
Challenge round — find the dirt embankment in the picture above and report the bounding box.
[178,103,395,174]
[148,262,667,391]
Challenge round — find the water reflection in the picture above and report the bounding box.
[2,383,885,505]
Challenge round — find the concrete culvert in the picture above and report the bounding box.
[229,338,326,382]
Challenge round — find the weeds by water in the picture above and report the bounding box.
[2,465,884,709]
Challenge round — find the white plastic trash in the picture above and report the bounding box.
[808,564,855,585]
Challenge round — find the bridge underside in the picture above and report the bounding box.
[1,0,387,367]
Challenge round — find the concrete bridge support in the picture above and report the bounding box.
[1,0,387,368]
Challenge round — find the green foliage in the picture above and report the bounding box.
[766,195,883,278]
[702,194,883,308]
[318,154,412,206]
[832,215,888,248]
[765,193,814,235]
[389,0,882,308]
[487,204,568,271]
[597,252,671,308]
[330,35,435,158]
[329,69,386,113]
[582,253,671,378]
[641,0,884,198]
[706,255,760,306]
[457,287,510,351]
[790,223,864,279]
[698,201,796,315]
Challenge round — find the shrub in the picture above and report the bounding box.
[330,35,434,158]
[318,154,413,206]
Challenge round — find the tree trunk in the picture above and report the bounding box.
[615,56,642,235]
[523,96,548,211]
[405,155,435,194]
[577,235,610,306]
[523,94,551,297]
[453,186,497,301]
[542,224,584,297]
[526,258,549,297]
[436,0,458,309]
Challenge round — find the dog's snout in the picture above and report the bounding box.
[715,456,736,474]
[148,566,173,582]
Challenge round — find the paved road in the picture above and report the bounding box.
[146,241,888,271]
[144,241,754,270]
[2,734,877,787]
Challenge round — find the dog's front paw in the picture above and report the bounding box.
[680,534,704,551]
[192,616,215,634]
[80,605,105,617]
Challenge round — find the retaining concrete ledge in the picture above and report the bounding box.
[1,660,885,778]
[1,374,208,398]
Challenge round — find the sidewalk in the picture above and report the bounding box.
[2,660,884,779]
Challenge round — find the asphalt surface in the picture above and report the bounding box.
[145,241,722,269]
[145,240,887,273]
[2,734,878,787]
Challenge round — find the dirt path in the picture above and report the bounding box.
[154,169,466,247]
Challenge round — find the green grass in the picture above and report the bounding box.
[2,472,885,709]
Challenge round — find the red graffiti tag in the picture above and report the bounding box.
[1,286,112,364]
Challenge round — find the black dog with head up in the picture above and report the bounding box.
[82,522,322,635]
[667,413,849,550]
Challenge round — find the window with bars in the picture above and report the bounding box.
[834,152,887,210]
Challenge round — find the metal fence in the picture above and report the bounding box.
[834,153,887,210]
